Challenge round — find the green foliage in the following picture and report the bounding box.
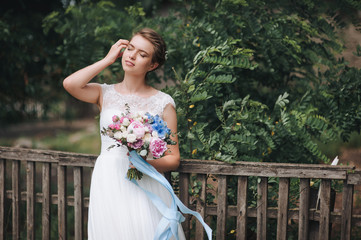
[2,0,360,164]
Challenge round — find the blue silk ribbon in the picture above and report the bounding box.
[128,150,212,240]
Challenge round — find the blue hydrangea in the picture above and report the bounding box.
[146,113,170,139]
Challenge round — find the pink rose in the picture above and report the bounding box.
[114,123,121,130]
[149,138,167,158]
[127,121,146,139]
[112,115,119,122]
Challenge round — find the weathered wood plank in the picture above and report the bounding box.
[340,181,353,240]
[195,174,206,240]
[42,163,51,240]
[347,171,361,185]
[319,180,331,240]
[74,167,83,240]
[0,146,355,176]
[0,159,5,240]
[26,161,35,240]
[58,165,67,240]
[277,178,289,240]
[12,160,20,240]
[178,161,351,179]
[298,178,310,240]
[0,146,96,167]
[179,173,190,239]
[257,177,268,240]
[216,175,227,240]
[236,176,248,240]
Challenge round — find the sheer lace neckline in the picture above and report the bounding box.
[112,84,160,99]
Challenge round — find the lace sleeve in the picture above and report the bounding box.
[161,93,176,112]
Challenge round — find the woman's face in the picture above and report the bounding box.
[121,34,158,75]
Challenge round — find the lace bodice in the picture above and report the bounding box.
[99,83,176,153]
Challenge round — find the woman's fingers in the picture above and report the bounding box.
[114,39,129,47]
[104,39,129,64]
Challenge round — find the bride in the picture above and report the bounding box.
[63,28,186,239]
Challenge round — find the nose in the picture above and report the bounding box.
[129,51,136,60]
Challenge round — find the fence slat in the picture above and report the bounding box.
[298,178,310,240]
[74,167,83,240]
[277,178,289,240]
[195,174,206,240]
[27,162,35,240]
[236,176,248,240]
[12,160,20,240]
[319,179,331,240]
[216,175,227,240]
[0,159,5,240]
[257,177,268,240]
[42,163,51,240]
[58,165,67,240]
[340,181,353,240]
[179,173,190,239]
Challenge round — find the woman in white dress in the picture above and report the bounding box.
[63,28,186,240]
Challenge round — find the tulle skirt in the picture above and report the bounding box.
[87,147,185,240]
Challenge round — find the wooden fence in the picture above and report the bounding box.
[0,146,361,240]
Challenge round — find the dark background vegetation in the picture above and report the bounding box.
[2,0,360,164]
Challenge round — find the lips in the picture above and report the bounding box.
[125,60,135,67]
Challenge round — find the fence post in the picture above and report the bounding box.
[12,160,20,240]
[42,163,51,240]
[236,176,248,240]
[298,178,310,240]
[179,173,190,239]
[277,178,290,240]
[319,179,331,240]
[257,177,268,240]
[0,159,5,240]
[26,161,35,240]
[74,167,83,240]
[216,175,227,240]
[340,181,353,240]
[195,174,207,240]
[58,165,67,240]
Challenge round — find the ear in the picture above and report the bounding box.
[149,62,159,72]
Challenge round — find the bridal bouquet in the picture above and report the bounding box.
[101,108,175,180]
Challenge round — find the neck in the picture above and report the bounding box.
[121,72,148,94]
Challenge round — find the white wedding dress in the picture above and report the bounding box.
[88,83,186,240]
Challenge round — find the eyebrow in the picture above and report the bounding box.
[128,43,150,55]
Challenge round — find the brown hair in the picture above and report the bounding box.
[132,28,167,71]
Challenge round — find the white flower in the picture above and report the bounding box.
[120,126,126,132]
[152,131,159,138]
[127,134,137,143]
[122,118,130,126]
[139,149,148,157]
[114,131,123,140]
[144,126,150,132]
[144,133,152,143]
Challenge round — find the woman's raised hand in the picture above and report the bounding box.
[104,39,129,64]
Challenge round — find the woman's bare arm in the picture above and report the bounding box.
[63,39,129,107]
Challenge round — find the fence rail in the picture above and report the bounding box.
[0,146,360,240]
